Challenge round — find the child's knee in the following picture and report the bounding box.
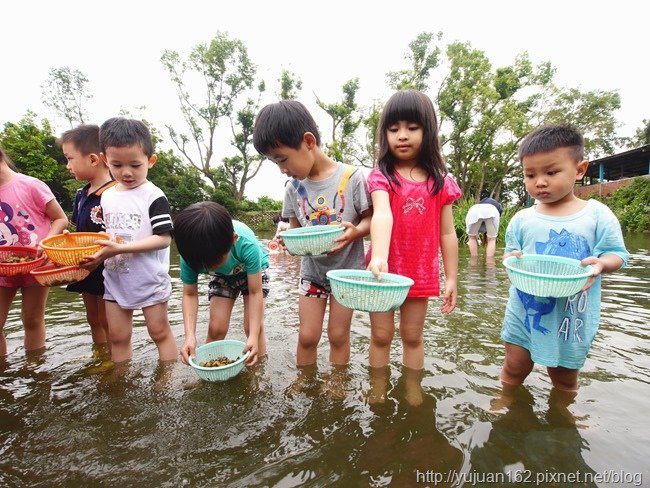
[21,313,44,332]
[548,367,579,392]
[298,329,321,350]
[327,328,350,349]
[371,328,394,348]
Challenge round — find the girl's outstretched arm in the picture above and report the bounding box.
[367,190,392,278]
[44,198,69,236]
[439,204,458,314]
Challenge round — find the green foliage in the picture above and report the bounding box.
[0,113,76,209]
[387,32,442,91]
[278,69,302,100]
[600,177,650,232]
[161,31,256,187]
[148,148,210,214]
[316,78,363,164]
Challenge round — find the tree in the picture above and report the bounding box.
[387,33,622,204]
[222,83,267,201]
[315,78,363,163]
[0,112,76,209]
[41,67,92,128]
[386,32,443,91]
[278,69,302,100]
[627,118,649,147]
[161,32,256,190]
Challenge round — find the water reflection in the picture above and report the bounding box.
[0,236,648,486]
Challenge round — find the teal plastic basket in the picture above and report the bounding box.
[326,269,414,312]
[503,255,594,298]
[279,225,345,256]
[188,339,250,382]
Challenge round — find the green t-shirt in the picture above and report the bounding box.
[179,220,269,285]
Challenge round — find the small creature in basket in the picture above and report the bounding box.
[200,356,238,368]
[0,255,35,264]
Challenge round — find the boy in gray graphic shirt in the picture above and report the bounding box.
[254,101,371,368]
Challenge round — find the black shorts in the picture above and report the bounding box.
[66,265,105,296]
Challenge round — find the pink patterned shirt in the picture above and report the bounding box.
[367,169,461,297]
[0,173,56,287]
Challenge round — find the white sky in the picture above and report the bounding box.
[2,0,647,201]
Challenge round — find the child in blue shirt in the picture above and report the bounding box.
[174,202,269,366]
[499,125,628,403]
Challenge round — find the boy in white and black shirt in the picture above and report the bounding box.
[82,118,177,364]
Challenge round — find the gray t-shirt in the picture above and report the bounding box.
[282,163,371,284]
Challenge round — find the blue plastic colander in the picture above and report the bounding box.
[326,269,414,312]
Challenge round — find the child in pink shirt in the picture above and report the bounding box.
[0,147,69,357]
[367,90,461,405]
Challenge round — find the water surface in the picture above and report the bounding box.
[1,234,648,487]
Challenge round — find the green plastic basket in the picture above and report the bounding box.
[279,225,345,256]
[503,255,594,298]
[188,339,249,382]
[326,269,414,312]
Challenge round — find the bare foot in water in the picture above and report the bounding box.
[401,366,424,407]
[365,365,390,404]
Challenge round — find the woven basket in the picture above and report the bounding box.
[30,263,90,287]
[503,255,594,298]
[188,340,249,382]
[279,225,344,256]
[326,269,414,312]
[0,246,46,277]
[40,232,109,266]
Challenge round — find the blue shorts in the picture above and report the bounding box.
[500,295,596,370]
[208,269,270,300]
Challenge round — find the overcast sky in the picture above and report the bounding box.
[2,0,647,200]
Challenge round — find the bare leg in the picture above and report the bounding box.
[468,234,479,257]
[143,301,177,362]
[82,292,109,345]
[207,296,235,342]
[0,287,18,356]
[368,364,390,404]
[369,310,395,368]
[326,295,353,365]
[21,286,49,352]
[296,295,326,366]
[242,294,267,358]
[399,297,428,370]
[105,301,133,363]
[486,236,497,258]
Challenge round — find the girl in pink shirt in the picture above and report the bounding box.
[366,90,461,405]
[0,147,68,357]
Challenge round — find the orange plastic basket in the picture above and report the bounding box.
[0,246,46,277]
[40,232,109,266]
[30,263,91,287]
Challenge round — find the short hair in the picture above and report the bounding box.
[253,100,320,154]
[173,201,234,271]
[99,117,153,157]
[57,124,100,155]
[518,125,584,162]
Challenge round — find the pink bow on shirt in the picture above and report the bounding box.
[403,197,426,214]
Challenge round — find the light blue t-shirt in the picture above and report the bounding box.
[179,220,269,285]
[501,199,628,369]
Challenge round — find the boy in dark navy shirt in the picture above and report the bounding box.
[58,125,116,349]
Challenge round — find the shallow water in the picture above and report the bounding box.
[1,234,648,487]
